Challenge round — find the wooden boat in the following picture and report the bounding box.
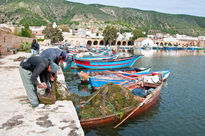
[76,53,118,61]
[177,47,186,50]
[89,70,170,90]
[67,54,74,62]
[121,70,171,80]
[77,67,151,84]
[187,46,197,50]
[67,50,117,62]
[152,47,159,50]
[80,82,163,128]
[72,55,143,69]
[162,46,178,50]
[67,53,117,62]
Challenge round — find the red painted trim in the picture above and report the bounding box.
[75,60,90,65]
[75,59,134,67]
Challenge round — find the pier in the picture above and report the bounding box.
[0,49,84,135]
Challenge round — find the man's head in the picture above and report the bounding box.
[60,51,67,64]
[48,60,59,73]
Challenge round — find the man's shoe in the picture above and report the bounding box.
[32,104,45,109]
[37,104,45,108]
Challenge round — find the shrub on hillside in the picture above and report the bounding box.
[37,38,45,42]
[17,42,31,53]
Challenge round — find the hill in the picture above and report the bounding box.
[0,0,205,36]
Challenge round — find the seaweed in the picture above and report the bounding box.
[78,83,140,119]
[40,81,141,119]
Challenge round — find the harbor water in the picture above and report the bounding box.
[63,50,205,136]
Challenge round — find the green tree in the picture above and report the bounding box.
[103,26,118,45]
[58,24,70,32]
[119,28,132,34]
[21,24,32,38]
[130,29,145,44]
[43,24,64,43]
[13,27,21,36]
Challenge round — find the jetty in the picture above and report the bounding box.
[0,49,84,135]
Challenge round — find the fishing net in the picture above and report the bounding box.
[41,81,142,119]
[78,83,142,119]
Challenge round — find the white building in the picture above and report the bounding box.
[134,37,155,48]
[117,33,124,40]
[198,36,205,40]
[52,22,57,28]
[85,29,92,37]
[175,34,198,40]
[147,34,155,39]
[163,37,178,42]
[29,26,46,32]
[117,32,133,41]
[124,32,133,40]
[29,26,46,39]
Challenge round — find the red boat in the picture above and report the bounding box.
[80,82,163,128]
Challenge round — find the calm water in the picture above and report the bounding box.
[64,50,205,136]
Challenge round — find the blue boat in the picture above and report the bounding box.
[120,69,171,80]
[162,46,178,50]
[77,67,151,84]
[72,55,143,69]
[152,47,159,50]
[76,53,118,61]
[187,47,197,50]
[66,49,118,62]
[89,70,171,90]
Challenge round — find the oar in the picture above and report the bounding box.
[82,88,102,105]
[113,94,152,128]
[76,86,106,110]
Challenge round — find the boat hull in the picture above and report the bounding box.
[76,53,118,61]
[78,67,151,84]
[89,70,170,89]
[80,83,163,128]
[73,55,142,69]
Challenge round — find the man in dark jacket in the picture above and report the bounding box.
[40,48,67,65]
[40,48,67,81]
[19,56,59,108]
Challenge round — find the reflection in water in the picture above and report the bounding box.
[63,66,92,96]
[134,49,205,57]
[78,84,93,96]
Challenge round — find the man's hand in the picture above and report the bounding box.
[37,82,47,89]
[54,72,58,81]
[50,73,55,82]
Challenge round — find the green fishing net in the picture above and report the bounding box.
[78,83,141,119]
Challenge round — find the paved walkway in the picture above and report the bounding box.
[0,50,84,136]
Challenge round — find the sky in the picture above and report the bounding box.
[67,0,205,17]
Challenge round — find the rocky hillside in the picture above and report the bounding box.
[0,0,205,36]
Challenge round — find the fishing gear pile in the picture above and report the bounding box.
[78,83,142,119]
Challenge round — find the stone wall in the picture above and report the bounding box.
[0,30,33,56]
